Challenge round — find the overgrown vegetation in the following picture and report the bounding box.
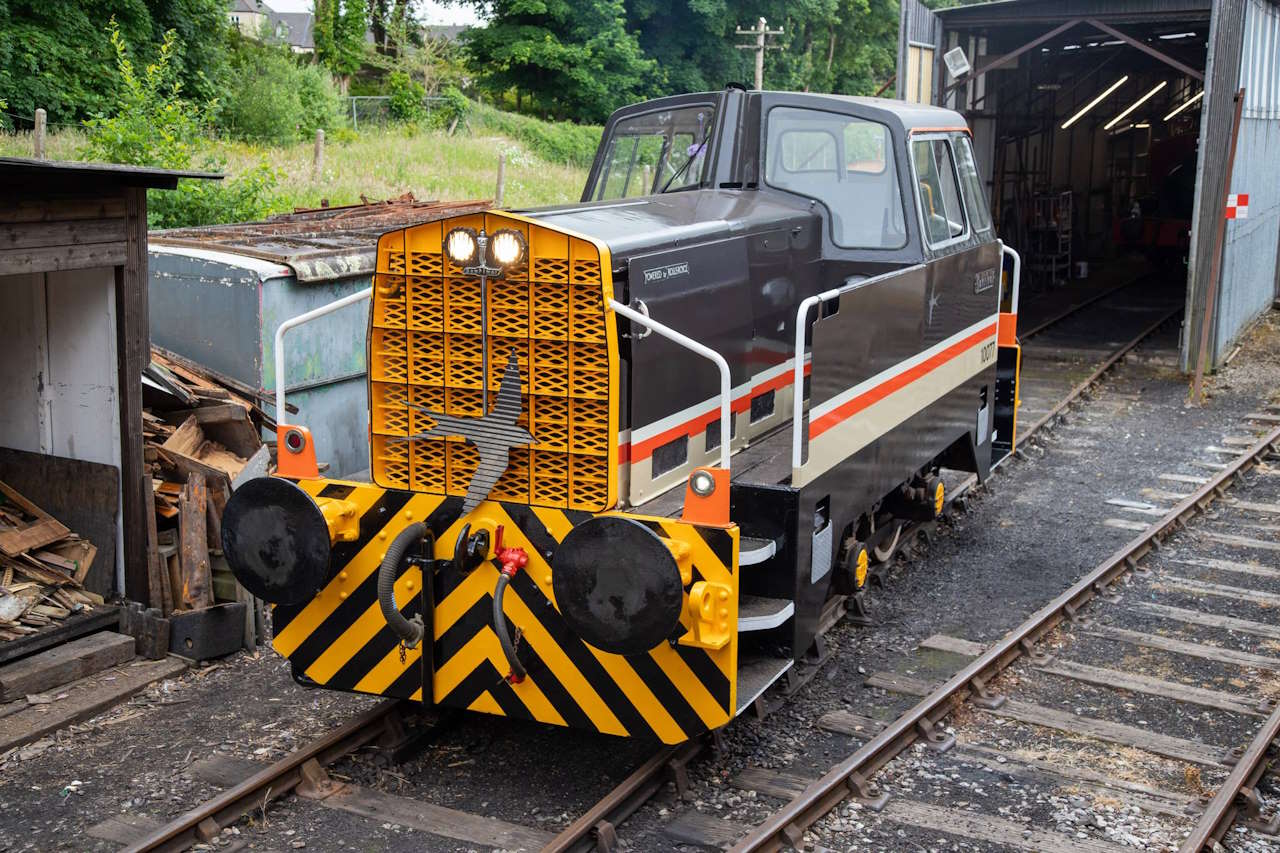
[218,39,344,144]
[80,21,280,229]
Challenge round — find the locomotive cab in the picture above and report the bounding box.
[223,87,1021,743]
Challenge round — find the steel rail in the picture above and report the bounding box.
[1018,276,1144,340]
[543,740,705,852]
[1016,305,1181,443]
[731,423,1280,852]
[1181,699,1280,851]
[123,699,400,853]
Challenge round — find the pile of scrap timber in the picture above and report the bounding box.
[0,481,102,642]
[143,349,271,616]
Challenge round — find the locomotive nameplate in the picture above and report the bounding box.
[974,267,997,294]
[642,261,691,284]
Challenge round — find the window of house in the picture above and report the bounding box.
[912,138,967,245]
[765,107,907,250]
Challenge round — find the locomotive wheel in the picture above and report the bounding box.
[871,520,903,563]
[926,476,945,518]
[834,541,870,594]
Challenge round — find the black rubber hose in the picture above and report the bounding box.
[493,573,526,681]
[378,522,426,647]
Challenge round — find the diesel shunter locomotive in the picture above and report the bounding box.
[222,87,1022,744]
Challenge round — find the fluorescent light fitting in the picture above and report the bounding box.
[1159,31,1197,40]
[1135,122,1150,128]
[1163,90,1204,121]
[1061,76,1129,129]
[1105,81,1168,130]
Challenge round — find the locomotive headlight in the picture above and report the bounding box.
[488,228,526,268]
[689,469,717,497]
[444,227,478,265]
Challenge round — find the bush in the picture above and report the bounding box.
[218,42,342,144]
[470,100,601,168]
[427,85,470,130]
[387,71,426,122]
[80,20,280,229]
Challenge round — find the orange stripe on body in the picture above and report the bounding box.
[810,323,996,439]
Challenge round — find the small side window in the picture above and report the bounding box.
[912,138,967,246]
[952,136,992,233]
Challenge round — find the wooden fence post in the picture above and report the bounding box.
[494,153,506,208]
[33,109,46,160]
[312,129,325,181]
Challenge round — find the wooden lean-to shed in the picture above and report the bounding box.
[0,158,217,627]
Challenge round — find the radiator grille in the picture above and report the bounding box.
[370,214,615,511]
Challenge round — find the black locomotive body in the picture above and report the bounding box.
[222,86,1020,742]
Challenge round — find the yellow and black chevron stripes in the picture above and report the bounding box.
[268,478,739,744]
[431,502,738,744]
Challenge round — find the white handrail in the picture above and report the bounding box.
[609,299,732,471]
[1000,241,1022,314]
[790,265,928,471]
[274,288,372,422]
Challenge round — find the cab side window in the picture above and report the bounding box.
[952,135,992,233]
[764,107,906,250]
[912,138,966,245]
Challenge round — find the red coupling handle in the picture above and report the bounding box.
[493,524,528,578]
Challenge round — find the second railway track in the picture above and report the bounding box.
[115,277,1201,853]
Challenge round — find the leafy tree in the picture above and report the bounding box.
[314,0,370,87]
[461,0,657,123]
[218,37,343,143]
[0,0,226,124]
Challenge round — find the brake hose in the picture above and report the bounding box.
[378,522,427,648]
[491,525,530,683]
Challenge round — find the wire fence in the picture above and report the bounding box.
[343,95,450,130]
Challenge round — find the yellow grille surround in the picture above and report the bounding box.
[370,212,618,511]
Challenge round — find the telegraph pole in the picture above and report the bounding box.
[735,17,784,90]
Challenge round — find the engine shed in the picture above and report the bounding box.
[897,0,1280,373]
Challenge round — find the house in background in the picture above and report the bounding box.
[227,0,315,53]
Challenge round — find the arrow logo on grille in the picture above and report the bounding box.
[398,351,533,516]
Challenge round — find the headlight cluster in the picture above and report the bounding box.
[444,227,527,271]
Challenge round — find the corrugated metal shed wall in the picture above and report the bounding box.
[1214,0,1280,360]
[1182,0,1247,371]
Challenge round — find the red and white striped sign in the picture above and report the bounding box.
[1226,193,1250,219]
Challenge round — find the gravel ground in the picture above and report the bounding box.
[0,304,1276,853]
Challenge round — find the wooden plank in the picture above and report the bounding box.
[178,473,212,609]
[118,186,150,604]
[861,670,1230,765]
[0,657,187,753]
[1134,601,1280,642]
[0,196,127,224]
[1038,658,1264,716]
[0,241,126,275]
[322,785,554,850]
[989,699,1230,767]
[0,218,126,250]
[0,631,135,701]
[919,634,985,656]
[0,607,120,667]
[730,766,814,800]
[145,482,172,614]
[85,813,164,845]
[817,710,889,738]
[1104,518,1150,531]
[662,809,750,849]
[1089,625,1280,672]
[1201,531,1280,554]
[1159,473,1209,485]
[1167,555,1280,580]
[880,799,1126,853]
[187,753,262,788]
[1246,412,1280,423]
[1158,574,1280,606]
[0,479,70,557]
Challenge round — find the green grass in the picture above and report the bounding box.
[0,122,592,215]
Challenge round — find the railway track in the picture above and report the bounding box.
[725,421,1280,852]
[116,278,1192,852]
